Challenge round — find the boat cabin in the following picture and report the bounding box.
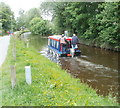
[48,35,81,57]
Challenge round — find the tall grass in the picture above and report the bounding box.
[1,32,119,106]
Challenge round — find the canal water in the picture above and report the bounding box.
[24,33,119,102]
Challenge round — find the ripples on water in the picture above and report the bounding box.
[60,55,119,102]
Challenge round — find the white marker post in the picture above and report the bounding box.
[25,66,32,85]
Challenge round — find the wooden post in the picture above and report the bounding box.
[13,35,16,61]
[10,65,16,88]
[26,39,29,48]
[25,66,32,85]
[26,42,29,48]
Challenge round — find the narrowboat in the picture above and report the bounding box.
[47,35,81,57]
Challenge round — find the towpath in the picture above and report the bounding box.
[0,35,10,67]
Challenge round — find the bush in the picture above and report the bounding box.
[29,17,52,36]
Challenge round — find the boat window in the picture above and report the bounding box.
[52,40,54,47]
[53,40,55,47]
[50,39,52,46]
[49,38,60,49]
[55,41,57,48]
[54,40,56,47]
[52,40,55,47]
[56,41,59,49]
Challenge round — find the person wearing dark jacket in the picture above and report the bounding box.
[71,34,79,49]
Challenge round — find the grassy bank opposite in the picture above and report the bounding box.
[1,32,119,106]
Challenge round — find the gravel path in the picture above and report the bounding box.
[0,36,10,67]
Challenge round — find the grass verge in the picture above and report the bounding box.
[1,32,119,106]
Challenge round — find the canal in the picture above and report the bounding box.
[24,33,119,102]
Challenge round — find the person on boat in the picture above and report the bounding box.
[71,34,79,49]
[59,34,68,52]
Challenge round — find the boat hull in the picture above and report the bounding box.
[48,46,81,57]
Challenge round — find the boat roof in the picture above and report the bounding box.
[48,35,72,41]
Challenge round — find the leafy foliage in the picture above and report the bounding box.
[16,8,41,30]
[29,17,51,35]
[16,9,26,30]
[97,3,119,46]
[15,8,52,36]
[24,8,41,28]
[0,2,15,32]
[40,2,120,51]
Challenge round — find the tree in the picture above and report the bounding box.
[25,8,41,27]
[16,8,42,30]
[96,3,119,49]
[40,2,101,35]
[0,2,15,32]
[40,2,68,34]
[16,9,26,30]
[29,17,51,36]
[40,2,120,50]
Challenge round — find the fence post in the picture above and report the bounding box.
[26,39,29,48]
[10,65,16,88]
[13,35,16,61]
[26,42,29,48]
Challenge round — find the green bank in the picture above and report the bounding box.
[1,32,119,106]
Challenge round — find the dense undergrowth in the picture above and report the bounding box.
[1,32,119,106]
[79,38,119,52]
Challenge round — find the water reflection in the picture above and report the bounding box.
[79,44,119,70]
